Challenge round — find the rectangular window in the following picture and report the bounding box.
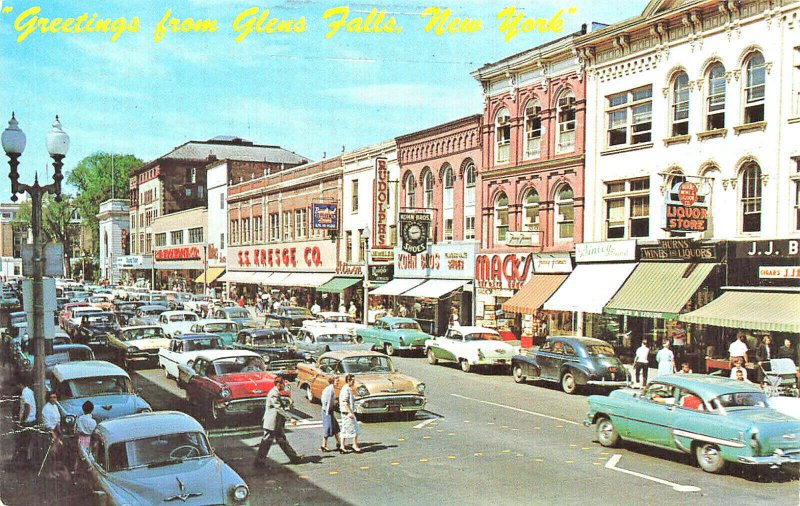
[170,230,184,245]
[352,180,359,213]
[294,209,307,238]
[604,178,650,239]
[283,211,293,241]
[744,57,766,124]
[465,216,475,240]
[219,193,225,209]
[230,220,238,245]
[145,233,152,254]
[672,79,690,136]
[606,86,652,147]
[346,231,353,262]
[794,48,800,117]
[139,233,144,254]
[444,219,454,241]
[242,218,250,243]
[220,232,225,250]
[154,233,167,247]
[188,227,204,244]
[269,213,280,241]
[557,95,577,153]
[358,231,365,262]
[496,114,511,163]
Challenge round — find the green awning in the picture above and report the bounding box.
[316,276,362,293]
[678,290,800,333]
[604,262,717,319]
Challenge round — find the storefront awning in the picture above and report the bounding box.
[277,272,335,288]
[604,262,717,319]
[369,278,425,296]
[502,274,569,315]
[401,279,467,299]
[543,263,637,314]
[678,290,800,333]
[317,276,362,293]
[193,267,226,285]
[219,271,253,284]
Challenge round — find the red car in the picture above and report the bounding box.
[59,302,90,328]
[180,349,278,422]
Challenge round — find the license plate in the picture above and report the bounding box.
[387,405,400,413]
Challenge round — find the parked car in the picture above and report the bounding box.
[108,325,171,369]
[13,332,71,378]
[231,328,310,378]
[80,411,250,505]
[158,333,226,385]
[356,317,433,356]
[62,305,104,338]
[269,306,315,332]
[425,326,517,373]
[303,311,366,335]
[512,336,630,394]
[45,343,94,369]
[297,350,426,419]
[295,325,372,359]
[189,319,239,346]
[181,349,277,421]
[73,311,119,348]
[157,310,200,337]
[129,304,169,326]
[87,294,115,311]
[212,307,260,330]
[135,292,169,306]
[184,294,211,315]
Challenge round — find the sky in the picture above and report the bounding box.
[0,0,649,198]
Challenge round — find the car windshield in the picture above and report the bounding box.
[317,333,353,343]
[227,309,251,319]
[711,392,770,411]
[168,314,197,322]
[64,375,132,398]
[464,332,501,341]
[88,297,106,303]
[211,356,267,374]
[175,293,193,302]
[107,431,211,471]
[205,323,237,333]
[85,314,115,325]
[45,348,93,366]
[286,308,312,317]
[586,344,616,357]
[193,295,210,302]
[142,308,166,316]
[324,315,356,323]
[251,333,292,345]
[392,322,421,331]
[119,328,164,341]
[183,338,222,352]
[342,356,395,374]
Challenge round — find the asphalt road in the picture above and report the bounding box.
[126,354,799,506]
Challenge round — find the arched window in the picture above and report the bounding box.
[744,52,766,124]
[495,108,511,163]
[464,162,476,206]
[740,163,762,233]
[556,90,576,153]
[494,192,509,243]
[442,165,455,210]
[423,170,434,208]
[522,189,540,232]
[706,63,726,130]
[671,72,690,136]
[403,173,415,208]
[555,185,575,240]
[524,100,542,159]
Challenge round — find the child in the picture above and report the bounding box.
[73,401,97,475]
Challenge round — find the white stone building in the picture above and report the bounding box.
[98,199,129,284]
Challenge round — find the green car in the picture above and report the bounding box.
[355,317,433,356]
[189,319,240,346]
[585,374,800,474]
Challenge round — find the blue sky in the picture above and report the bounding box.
[0,0,647,197]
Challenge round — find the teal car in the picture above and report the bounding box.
[189,319,240,346]
[355,317,433,356]
[585,374,800,474]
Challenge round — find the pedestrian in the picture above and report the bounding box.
[397,304,408,318]
[676,362,692,374]
[273,299,281,313]
[338,301,347,314]
[348,301,357,319]
[729,357,749,381]
[13,378,36,465]
[656,340,675,376]
[237,295,246,308]
[633,339,650,386]
[320,377,341,453]
[450,308,460,328]
[734,368,752,383]
[254,376,302,468]
[311,300,321,316]
[778,339,796,360]
[728,333,749,364]
[73,401,96,474]
[339,374,362,453]
[756,335,773,363]
[42,391,65,479]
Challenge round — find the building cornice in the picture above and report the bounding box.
[482,154,585,180]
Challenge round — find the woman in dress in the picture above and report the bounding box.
[656,340,676,376]
[320,376,341,453]
[339,374,362,453]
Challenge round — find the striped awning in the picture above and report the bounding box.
[193,267,226,284]
[502,274,568,315]
[678,290,800,333]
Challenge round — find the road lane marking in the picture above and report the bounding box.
[413,417,438,429]
[450,394,580,426]
[605,455,701,493]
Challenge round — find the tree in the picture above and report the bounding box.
[67,152,142,257]
[14,194,79,277]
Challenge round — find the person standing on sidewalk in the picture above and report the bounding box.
[254,376,302,468]
[656,340,676,376]
[320,376,341,453]
[339,374,362,453]
[633,339,650,386]
[13,378,36,466]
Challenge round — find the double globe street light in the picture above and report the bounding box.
[2,112,70,422]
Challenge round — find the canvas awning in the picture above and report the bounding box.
[604,263,717,319]
[193,267,226,285]
[543,263,637,314]
[278,272,335,288]
[400,279,467,299]
[316,276,362,293]
[218,271,275,284]
[369,278,425,296]
[678,290,800,333]
[501,274,569,315]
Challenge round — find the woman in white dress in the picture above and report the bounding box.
[656,340,676,376]
[339,374,362,453]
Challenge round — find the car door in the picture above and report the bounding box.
[526,340,551,378]
[185,359,209,403]
[539,341,563,380]
[625,382,676,447]
[311,358,335,399]
[160,340,178,376]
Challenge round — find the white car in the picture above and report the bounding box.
[158,333,226,385]
[303,311,366,335]
[157,310,200,337]
[425,326,518,373]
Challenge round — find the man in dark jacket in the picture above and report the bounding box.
[254,376,302,468]
[777,339,796,361]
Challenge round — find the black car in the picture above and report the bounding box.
[74,312,119,349]
[511,336,630,394]
[231,328,311,378]
[269,306,315,332]
[129,305,169,326]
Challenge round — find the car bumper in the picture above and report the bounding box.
[397,344,425,351]
[586,379,630,387]
[355,395,426,414]
[738,451,800,465]
[473,358,512,366]
[126,352,159,362]
[215,397,268,415]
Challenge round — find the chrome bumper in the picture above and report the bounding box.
[738,451,800,465]
[587,379,630,387]
[355,395,426,414]
[215,397,268,415]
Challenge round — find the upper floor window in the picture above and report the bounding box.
[269,213,280,241]
[351,180,359,213]
[494,192,509,244]
[404,173,416,208]
[740,163,762,233]
[188,227,204,244]
[744,52,766,124]
[444,219,454,241]
[706,64,726,130]
[464,163,476,207]
[443,166,455,210]
[423,170,434,208]
[604,178,650,239]
[606,86,652,147]
[219,192,225,209]
[283,211,293,241]
[495,108,511,163]
[671,72,690,136]
[524,100,542,159]
[171,230,184,245]
[465,216,475,240]
[522,189,540,232]
[556,91,576,154]
[295,209,307,239]
[793,158,800,231]
[554,185,574,240]
[154,233,167,247]
[793,47,800,117]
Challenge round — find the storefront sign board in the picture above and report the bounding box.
[311,203,338,230]
[154,246,201,261]
[759,266,800,279]
[369,264,394,283]
[395,242,476,280]
[229,240,336,272]
[639,239,717,261]
[373,157,391,249]
[575,240,636,263]
[399,212,430,255]
[733,239,799,258]
[532,253,573,274]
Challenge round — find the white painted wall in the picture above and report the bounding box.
[207,161,228,268]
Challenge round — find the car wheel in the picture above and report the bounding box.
[512,364,525,384]
[561,372,578,394]
[354,336,363,344]
[596,417,620,447]
[427,349,438,365]
[384,343,395,356]
[695,443,726,474]
[460,359,472,373]
[304,385,316,403]
[164,366,174,380]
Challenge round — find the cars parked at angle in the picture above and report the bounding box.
[184,294,211,315]
[129,304,170,326]
[356,317,434,356]
[107,325,171,369]
[189,319,239,346]
[512,336,630,394]
[62,305,104,339]
[159,333,226,386]
[425,326,517,373]
[80,411,250,505]
[212,306,261,330]
[181,349,277,421]
[269,306,315,332]
[73,311,120,349]
[158,310,200,337]
[295,325,372,359]
[303,311,366,335]
[231,328,310,379]
[297,350,426,419]
[585,374,800,474]
[12,332,71,379]
[134,292,169,306]
[87,294,115,311]
[49,360,151,431]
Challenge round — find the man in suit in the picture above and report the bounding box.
[254,376,302,468]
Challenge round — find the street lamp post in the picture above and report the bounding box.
[361,225,370,326]
[2,113,69,423]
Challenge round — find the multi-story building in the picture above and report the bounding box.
[0,203,23,278]
[98,199,129,284]
[151,207,208,291]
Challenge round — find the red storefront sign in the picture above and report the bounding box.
[373,157,390,249]
[155,246,200,261]
[475,253,535,290]
[236,246,323,268]
[678,181,698,206]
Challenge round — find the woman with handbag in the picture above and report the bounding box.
[320,376,341,452]
[339,374,362,453]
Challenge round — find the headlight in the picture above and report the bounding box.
[356,385,369,396]
[137,407,152,413]
[220,388,231,399]
[417,383,426,394]
[64,415,76,425]
[127,347,138,353]
[232,484,249,502]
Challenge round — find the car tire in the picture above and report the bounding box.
[354,336,363,344]
[561,371,578,394]
[512,364,525,384]
[427,349,438,365]
[384,343,395,356]
[596,417,620,447]
[695,443,726,474]
[460,359,472,373]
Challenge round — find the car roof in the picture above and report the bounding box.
[96,411,205,445]
[193,349,263,361]
[161,310,197,316]
[321,350,387,360]
[73,306,103,313]
[450,326,499,334]
[51,360,129,380]
[303,326,352,336]
[119,325,163,331]
[139,304,169,310]
[317,312,351,318]
[81,311,115,317]
[651,374,765,398]
[170,333,221,341]
[195,319,237,325]
[379,317,416,324]
[547,336,611,347]
[52,344,92,352]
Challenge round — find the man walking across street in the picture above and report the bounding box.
[13,377,36,466]
[254,376,303,468]
[633,339,650,386]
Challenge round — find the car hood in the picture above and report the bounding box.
[729,407,800,453]
[328,342,372,353]
[394,330,433,344]
[356,373,421,395]
[210,371,275,398]
[127,338,171,350]
[102,457,226,506]
[61,394,148,421]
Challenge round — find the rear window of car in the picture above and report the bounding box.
[586,344,615,356]
[465,332,501,341]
